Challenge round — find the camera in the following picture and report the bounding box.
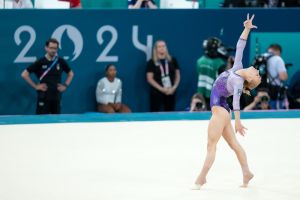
[203,37,235,59]
[252,53,292,88]
[252,53,273,76]
[260,95,270,102]
[252,53,274,88]
[195,102,204,109]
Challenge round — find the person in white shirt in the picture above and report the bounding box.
[96,64,131,113]
[13,0,33,8]
[266,44,288,109]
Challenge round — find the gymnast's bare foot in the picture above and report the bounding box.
[241,172,254,188]
[191,178,207,190]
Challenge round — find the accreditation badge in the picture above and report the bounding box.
[161,76,172,88]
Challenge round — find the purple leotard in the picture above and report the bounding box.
[210,38,246,112]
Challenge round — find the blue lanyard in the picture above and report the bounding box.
[39,57,58,81]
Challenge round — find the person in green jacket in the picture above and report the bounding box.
[196,37,226,109]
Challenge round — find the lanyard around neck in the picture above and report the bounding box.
[159,60,169,77]
[39,57,58,81]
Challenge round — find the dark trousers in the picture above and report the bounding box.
[36,98,61,114]
[150,90,175,112]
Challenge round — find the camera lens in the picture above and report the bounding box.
[261,96,269,102]
[196,102,203,109]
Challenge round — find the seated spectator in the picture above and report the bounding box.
[244,88,271,110]
[128,0,157,9]
[257,0,300,7]
[282,0,300,7]
[186,93,207,112]
[146,40,181,112]
[13,0,33,8]
[59,0,81,8]
[222,0,246,7]
[96,64,131,113]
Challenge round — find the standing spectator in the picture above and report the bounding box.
[196,37,226,109]
[21,38,74,114]
[128,0,157,9]
[266,43,288,109]
[96,64,131,113]
[146,40,180,112]
[59,0,81,8]
[13,0,33,8]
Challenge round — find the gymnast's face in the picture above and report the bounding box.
[247,66,261,89]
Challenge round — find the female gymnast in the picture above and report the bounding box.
[192,14,261,189]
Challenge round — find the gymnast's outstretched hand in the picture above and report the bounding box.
[244,13,257,30]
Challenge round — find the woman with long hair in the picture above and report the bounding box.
[146,40,180,112]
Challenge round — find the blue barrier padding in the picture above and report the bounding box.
[1,9,300,115]
[0,110,299,125]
